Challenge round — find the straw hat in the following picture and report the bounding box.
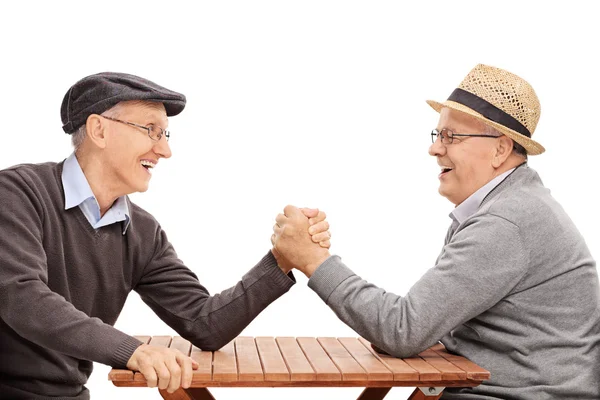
[427,64,544,155]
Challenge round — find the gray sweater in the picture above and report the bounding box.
[309,164,600,399]
[0,161,295,400]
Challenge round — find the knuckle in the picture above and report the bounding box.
[144,375,157,387]
[158,371,170,380]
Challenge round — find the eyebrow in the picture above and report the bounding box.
[140,114,168,127]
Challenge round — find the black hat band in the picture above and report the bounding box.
[448,88,531,138]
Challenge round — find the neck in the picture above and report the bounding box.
[491,155,526,180]
[75,150,122,217]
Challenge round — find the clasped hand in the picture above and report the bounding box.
[271,205,332,277]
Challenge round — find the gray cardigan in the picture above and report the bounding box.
[308,164,600,399]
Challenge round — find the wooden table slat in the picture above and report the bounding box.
[338,338,393,381]
[431,345,491,380]
[418,348,466,381]
[149,335,173,347]
[401,356,442,382]
[213,340,238,382]
[358,338,419,381]
[190,345,213,382]
[297,337,341,381]
[235,337,264,381]
[275,337,316,381]
[318,337,367,381]
[255,337,289,381]
[133,335,152,344]
[170,337,193,357]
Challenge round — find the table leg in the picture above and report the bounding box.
[159,387,217,400]
[356,387,392,400]
[407,387,444,399]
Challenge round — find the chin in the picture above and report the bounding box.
[438,185,449,199]
[438,187,458,205]
[131,179,150,193]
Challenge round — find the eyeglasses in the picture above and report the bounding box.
[431,128,501,144]
[101,116,170,142]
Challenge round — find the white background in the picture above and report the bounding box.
[1,1,598,399]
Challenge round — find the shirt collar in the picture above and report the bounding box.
[61,152,131,234]
[451,168,515,224]
[62,152,95,210]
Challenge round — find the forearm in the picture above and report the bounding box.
[308,256,438,357]
[138,251,295,350]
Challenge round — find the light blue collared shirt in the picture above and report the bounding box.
[451,168,516,224]
[61,153,131,234]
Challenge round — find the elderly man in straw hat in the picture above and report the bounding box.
[274,64,600,398]
[0,72,331,399]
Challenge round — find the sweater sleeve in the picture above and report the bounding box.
[307,213,528,357]
[134,225,295,351]
[0,170,143,368]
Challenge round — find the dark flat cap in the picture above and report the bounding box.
[61,72,186,133]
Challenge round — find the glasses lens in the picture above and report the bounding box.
[148,125,163,141]
[431,130,438,143]
[440,129,452,144]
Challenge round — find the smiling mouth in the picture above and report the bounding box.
[141,160,156,174]
[440,167,453,175]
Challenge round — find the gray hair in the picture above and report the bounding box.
[71,124,87,150]
[483,124,528,159]
[71,103,128,151]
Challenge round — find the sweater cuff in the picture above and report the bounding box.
[308,255,355,303]
[252,251,296,290]
[111,335,144,368]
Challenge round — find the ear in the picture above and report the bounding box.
[85,114,108,149]
[491,135,513,168]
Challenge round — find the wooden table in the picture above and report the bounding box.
[109,336,490,399]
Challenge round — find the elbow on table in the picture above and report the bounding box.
[173,319,237,351]
[193,338,227,352]
[386,345,421,359]
[183,330,231,352]
[375,337,433,359]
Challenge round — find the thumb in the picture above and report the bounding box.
[283,204,303,218]
[300,208,319,218]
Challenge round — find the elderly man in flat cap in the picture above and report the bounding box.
[0,72,330,399]
[272,64,600,399]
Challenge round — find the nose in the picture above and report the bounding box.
[429,135,446,157]
[154,136,172,159]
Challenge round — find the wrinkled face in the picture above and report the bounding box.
[101,101,171,195]
[429,108,500,205]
